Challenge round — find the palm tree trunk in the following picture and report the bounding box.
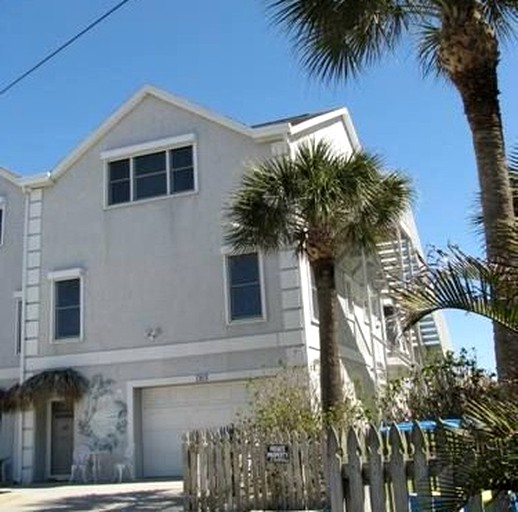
[453,64,518,380]
[313,258,343,413]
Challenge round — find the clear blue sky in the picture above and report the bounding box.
[1,0,516,371]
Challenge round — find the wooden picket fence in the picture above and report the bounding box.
[183,428,327,511]
[184,424,489,511]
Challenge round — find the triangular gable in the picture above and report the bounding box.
[48,85,255,183]
[18,84,360,187]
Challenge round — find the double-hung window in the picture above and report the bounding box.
[105,137,196,206]
[54,279,81,340]
[227,252,264,322]
[49,269,84,342]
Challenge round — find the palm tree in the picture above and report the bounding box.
[266,0,517,379]
[225,139,412,413]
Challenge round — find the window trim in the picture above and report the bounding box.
[102,134,198,209]
[48,269,84,343]
[222,249,267,325]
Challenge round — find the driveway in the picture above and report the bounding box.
[0,480,183,511]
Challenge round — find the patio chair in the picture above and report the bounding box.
[113,444,134,483]
[69,445,91,483]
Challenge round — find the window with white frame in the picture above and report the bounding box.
[48,269,84,341]
[54,279,81,340]
[227,252,263,321]
[107,144,195,206]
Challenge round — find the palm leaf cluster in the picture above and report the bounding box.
[226,139,412,259]
[0,368,88,412]
[267,0,518,82]
[429,398,518,511]
[393,243,518,333]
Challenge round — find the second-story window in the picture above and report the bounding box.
[54,278,81,340]
[107,145,195,206]
[227,252,263,321]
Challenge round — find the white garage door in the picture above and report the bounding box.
[141,381,248,477]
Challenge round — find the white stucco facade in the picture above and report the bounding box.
[0,86,450,483]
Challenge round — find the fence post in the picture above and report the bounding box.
[388,424,409,512]
[329,427,344,512]
[344,428,365,512]
[366,424,385,512]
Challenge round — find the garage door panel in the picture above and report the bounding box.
[141,381,248,477]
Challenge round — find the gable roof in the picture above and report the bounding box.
[252,110,334,129]
[19,85,359,187]
[0,167,21,186]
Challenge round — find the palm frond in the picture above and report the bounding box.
[226,139,413,260]
[416,22,444,76]
[267,0,414,82]
[428,397,518,511]
[393,245,518,333]
[480,0,518,41]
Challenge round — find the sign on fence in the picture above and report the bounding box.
[266,443,289,463]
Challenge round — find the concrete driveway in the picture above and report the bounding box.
[0,480,183,511]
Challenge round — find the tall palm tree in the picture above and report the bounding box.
[225,139,412,413]
[266,0,517,379]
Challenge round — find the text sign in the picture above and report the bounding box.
[266,444,290,463]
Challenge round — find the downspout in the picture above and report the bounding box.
[17,189,30,482]
[361,249,378,388]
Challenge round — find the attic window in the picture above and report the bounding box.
[103,134,197,206]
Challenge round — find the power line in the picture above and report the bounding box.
[0,0,135,96]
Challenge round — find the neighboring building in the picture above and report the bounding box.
[0,86,450,483]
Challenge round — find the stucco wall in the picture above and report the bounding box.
[0,175,23,374]
[36,96,288,360]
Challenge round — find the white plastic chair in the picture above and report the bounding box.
[70,445,91,483]
[113,444,134,483]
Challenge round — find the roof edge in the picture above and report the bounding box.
[49,85,255,183]
[0,167,22,186]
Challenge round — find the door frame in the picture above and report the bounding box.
[46,399,74,480]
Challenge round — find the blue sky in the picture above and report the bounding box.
[1,0,516,371]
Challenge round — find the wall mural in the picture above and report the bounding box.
[77,374,127,452]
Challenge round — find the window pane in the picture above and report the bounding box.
[134,152,166,176]
[0,208,3,244]
[109,159,130,181]
[134,173,167,200]
[109,180,130,205]
[228,253,262,320]
[56,279,80,308]
[55,307,80,339]
[171,146,193,169]
[229,253,259,285]
[171,168,194,193]
[231,284,262,319]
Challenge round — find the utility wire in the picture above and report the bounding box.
[0,0,135,96]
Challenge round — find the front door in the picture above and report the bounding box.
[50,401,74,477]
